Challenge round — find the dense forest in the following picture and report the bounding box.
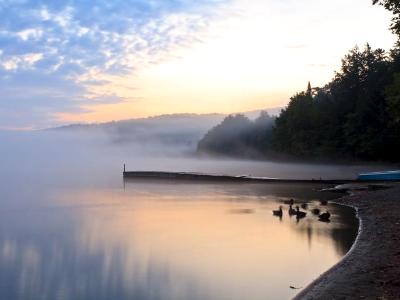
[198,0,400,162]
[197,112,275,158]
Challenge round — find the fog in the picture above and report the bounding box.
[54,114,225,154]
[0,120,392,196]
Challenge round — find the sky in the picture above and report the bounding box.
[0,0,397,129]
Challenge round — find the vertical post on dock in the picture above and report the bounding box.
[123,164,126,190]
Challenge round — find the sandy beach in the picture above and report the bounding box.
[294,186,400,300]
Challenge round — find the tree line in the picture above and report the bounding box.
[197,1,400,162]
[197,112,275,158]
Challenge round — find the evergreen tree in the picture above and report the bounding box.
[373,0,400,36]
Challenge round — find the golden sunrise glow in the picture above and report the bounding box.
[58,0,396,124]
[58,185,343,300]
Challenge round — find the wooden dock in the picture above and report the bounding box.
[122,170,362,184]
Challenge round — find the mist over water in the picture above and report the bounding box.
[0,129,377,299]
[0,129,390,190]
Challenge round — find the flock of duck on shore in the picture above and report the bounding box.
[273,199,331,222]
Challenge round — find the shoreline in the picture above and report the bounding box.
[294,186,400,300]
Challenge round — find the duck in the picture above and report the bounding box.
[296,206,307,219]
[284,198,295,206]
[288,204,297,216]
[319,211,331,222]
[301,203,308,210]
[319,200,328,206]
[311,208,321,215]
[273,206,283,217]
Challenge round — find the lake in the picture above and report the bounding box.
[0,132,369,300]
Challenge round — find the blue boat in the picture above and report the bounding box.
[358,170,400,181]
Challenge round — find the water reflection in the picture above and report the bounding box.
[287,203,358,256]
[0,182,358,300]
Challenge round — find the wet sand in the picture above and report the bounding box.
[294,186,400,300]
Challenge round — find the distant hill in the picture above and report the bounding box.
[51,108,282,153]
[53,107,282,132]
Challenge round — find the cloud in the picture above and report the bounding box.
[0,0,228,128]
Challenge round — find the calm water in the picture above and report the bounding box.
[0,180,358,300]
[0,132,365,300]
